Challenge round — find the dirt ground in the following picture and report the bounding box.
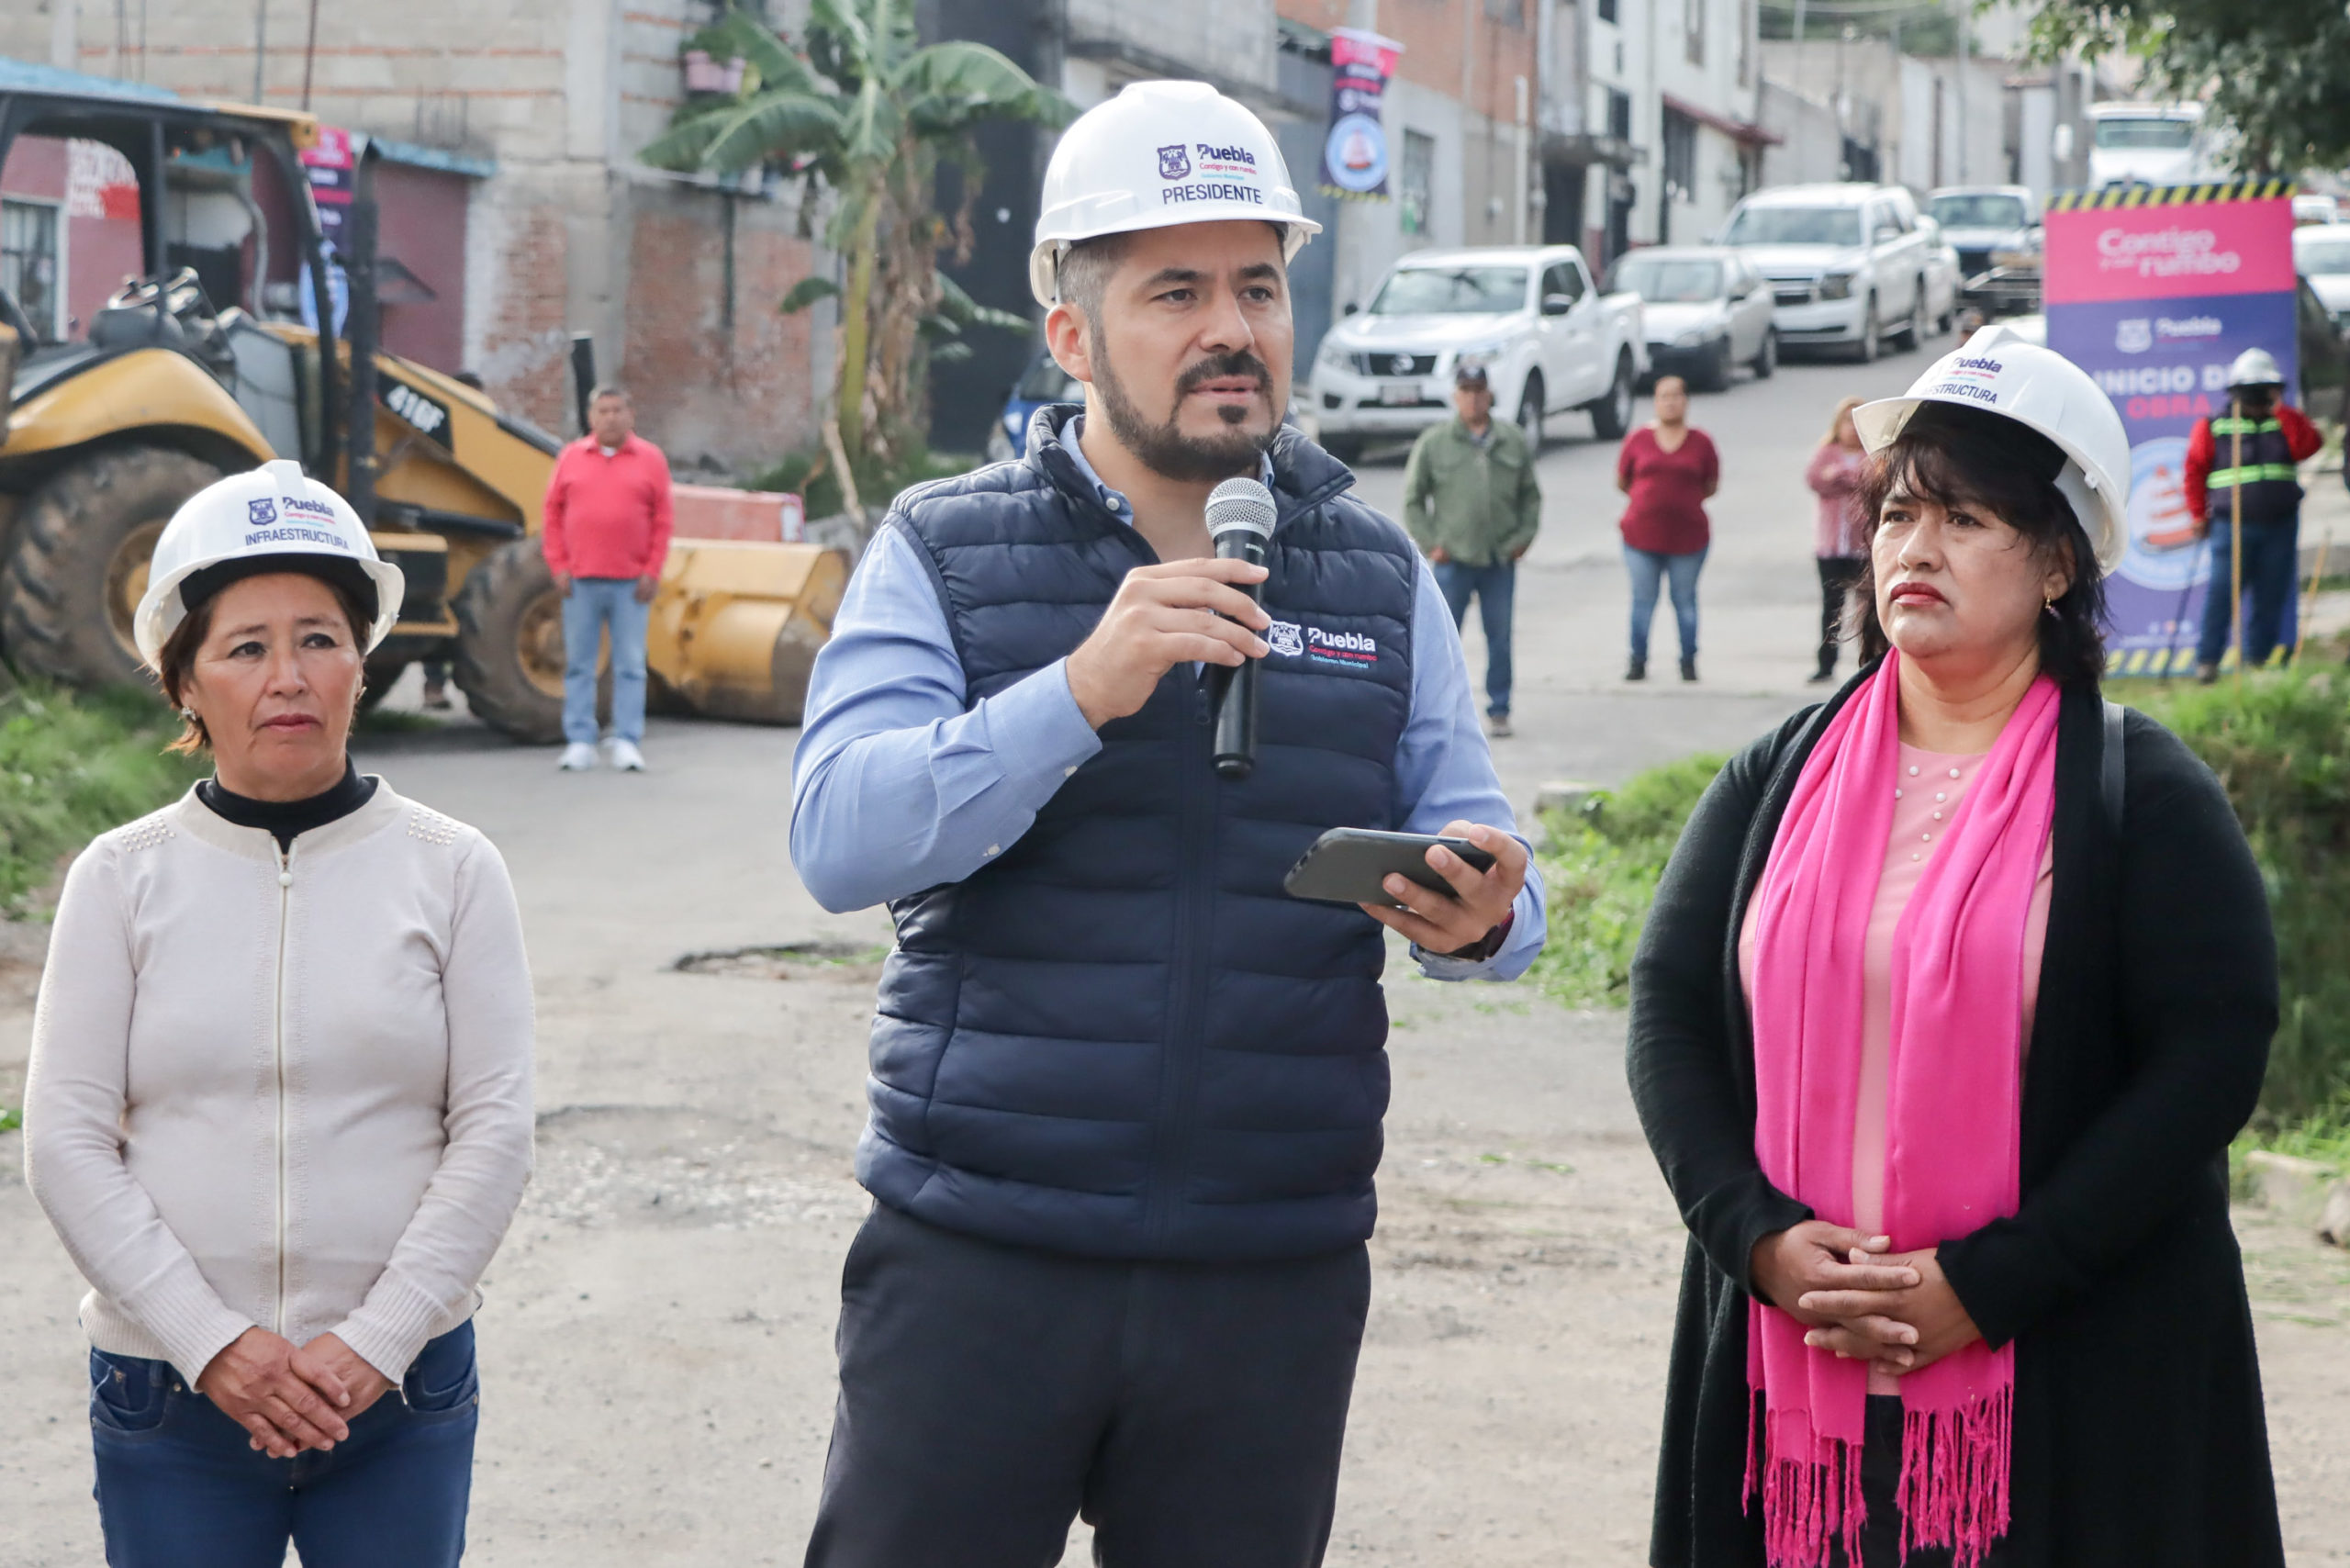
[4,345,2345,1562]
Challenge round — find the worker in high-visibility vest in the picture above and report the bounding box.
[2185,347,2322,682]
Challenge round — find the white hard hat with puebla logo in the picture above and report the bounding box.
[133,458,406,668]
[1029,80,1321,308]
[1853,324,2132,574]
[2225,347,2283,388]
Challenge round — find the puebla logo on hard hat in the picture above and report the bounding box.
[247,498,278,526]
[1158,144,1192,181]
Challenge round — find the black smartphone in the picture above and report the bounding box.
[1281,827,1497,908]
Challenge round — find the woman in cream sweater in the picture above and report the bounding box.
[22,460,534,1568]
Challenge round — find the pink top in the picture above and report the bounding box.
[1806,441,1868,559]
[1740,743,2053,1394]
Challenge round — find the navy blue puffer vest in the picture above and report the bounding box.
[856,407,1417,1261]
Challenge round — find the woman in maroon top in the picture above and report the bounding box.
[1616,375,1720,680]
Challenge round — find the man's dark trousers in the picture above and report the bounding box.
[802,1203,1371,1568]
[1433,558,1515,717]
[2196,517,2300,668]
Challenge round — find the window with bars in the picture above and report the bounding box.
[1400,130,1436,237]
[2,199,62,342]
[1607,89,1633,143]
[1662,109,1699,199]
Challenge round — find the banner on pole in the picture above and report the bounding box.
[1320,28,1403,201]
[2042,180,2300,673]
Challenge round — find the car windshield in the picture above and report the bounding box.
[1723,206,1863,247]
[1608,257,1721,303]
[2094,117,2196,151]
[2297,237,2350,274]
[1013,356,1078,400]
[1930,194,2029,230]
[1367,266,1528,315]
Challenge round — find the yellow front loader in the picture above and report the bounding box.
[0,73,845,741]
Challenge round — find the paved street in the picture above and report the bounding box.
[3,331,2346,1565]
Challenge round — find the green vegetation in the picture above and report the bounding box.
[1533,670,2350,1136]
[744,439,973,523]
[643,0,1072,477]
[0,1105,19,1134]
[1529,753,1727,1009]
[0,682,201,915]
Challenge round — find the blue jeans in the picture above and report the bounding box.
[1625,544,1707,663]
[1433,558,1516,716]
[2196,517,2300,668]
[562,577,651,745]
[90,1322,479,1568]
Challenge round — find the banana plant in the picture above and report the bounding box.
[643,0,1074,469]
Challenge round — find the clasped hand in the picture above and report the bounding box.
[196,1327,395,1457]
[1749,1221,1983,1376]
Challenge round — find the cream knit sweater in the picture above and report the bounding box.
[22,781,535,1386]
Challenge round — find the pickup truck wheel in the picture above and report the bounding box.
[1897,281,1927,349]
[1588,353,1635,441]
[1752,327,1778,379]
[1516,375,1546,452]
[1852,296,1880,364]
[1696,337,1733,393]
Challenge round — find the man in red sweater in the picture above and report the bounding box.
[543,385,673,769]
[2183,348,2321,681]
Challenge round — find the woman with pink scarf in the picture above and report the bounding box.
[1629,330,2283,1568]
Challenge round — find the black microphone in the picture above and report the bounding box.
[1205,476,1277,781]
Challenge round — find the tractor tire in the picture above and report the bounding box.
[451,538,578,745]
[3,445,224,691]
[359,659,409,712]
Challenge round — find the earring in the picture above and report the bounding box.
[2043,595,2059,619]
[179,707,196,721]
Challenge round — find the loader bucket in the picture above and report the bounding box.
[644,541,850,725]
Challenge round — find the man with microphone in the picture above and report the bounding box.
[789,80,1545,1568]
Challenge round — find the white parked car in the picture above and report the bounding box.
[1914,216,1963,338]
[1310,245,1647,459]
[1606,247,1776,391]
[1720,183,1937,362]
[2295,225,2350,333]
[2293,193,2342,227]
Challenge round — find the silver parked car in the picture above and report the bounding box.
[1606,248,1776,391]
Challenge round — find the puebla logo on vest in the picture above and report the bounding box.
[1266,618,1379,669]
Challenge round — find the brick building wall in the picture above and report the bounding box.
[1,0,831,476]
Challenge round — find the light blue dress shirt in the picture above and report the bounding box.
[789,425,1547,981]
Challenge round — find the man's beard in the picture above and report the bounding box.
[1091,341,1277,484]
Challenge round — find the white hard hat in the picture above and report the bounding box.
[1853,324,2132,574]
[2226,347,2283,388]
[1029,80,1321,308]
[134,458,405,668]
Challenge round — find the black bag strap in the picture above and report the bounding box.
[2100,699,2127,832]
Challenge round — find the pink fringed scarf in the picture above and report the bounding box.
[1744,653,2059,1568]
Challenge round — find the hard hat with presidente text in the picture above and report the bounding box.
[1029,81,1320,308]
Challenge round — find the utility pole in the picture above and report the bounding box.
[1514,74,1531,244]
[1953,0,1968,182]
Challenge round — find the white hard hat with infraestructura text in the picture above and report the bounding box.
[1853,324,2132,574]
[2226,347,2284,388]
[1029,80,1321,307]
[134,458,405,668]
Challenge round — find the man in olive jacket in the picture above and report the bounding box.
[1403,363,1541,736]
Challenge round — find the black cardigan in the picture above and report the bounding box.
[1627,673,2284,1568]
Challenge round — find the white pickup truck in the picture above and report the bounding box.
[1308,245,1647,459]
